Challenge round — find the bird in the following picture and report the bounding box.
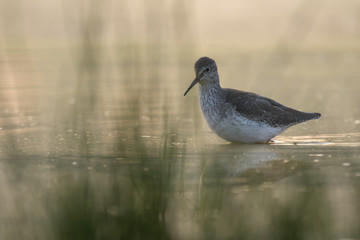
[184,56,321,143]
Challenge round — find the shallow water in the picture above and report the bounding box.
[1,0,360,239]
[1,48,360,239]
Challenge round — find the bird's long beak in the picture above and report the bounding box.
[184,77,199,96]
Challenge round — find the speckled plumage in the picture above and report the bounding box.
[184,56,321,143]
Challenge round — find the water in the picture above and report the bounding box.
[1,48,360,240]
[1,1,360,239]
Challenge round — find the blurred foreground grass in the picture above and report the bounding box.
[1,0,360,239]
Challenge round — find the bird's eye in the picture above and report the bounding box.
[205,68,210,72]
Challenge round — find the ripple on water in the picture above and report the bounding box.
[272,133,360,147]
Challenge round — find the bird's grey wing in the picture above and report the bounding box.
[224,88,320,127]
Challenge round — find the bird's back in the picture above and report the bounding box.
[224,88,321,128]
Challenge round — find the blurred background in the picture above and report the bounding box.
[0,0,360,239]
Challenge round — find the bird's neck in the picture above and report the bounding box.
[198,82,224,109]
[199,82,222,98]
[198,82,225,129]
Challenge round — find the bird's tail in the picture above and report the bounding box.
[298,112,321,123]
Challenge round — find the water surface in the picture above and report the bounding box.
[1,0,360,239]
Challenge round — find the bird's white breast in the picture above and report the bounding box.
[212,114,284,143]
[199,86,284,143]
